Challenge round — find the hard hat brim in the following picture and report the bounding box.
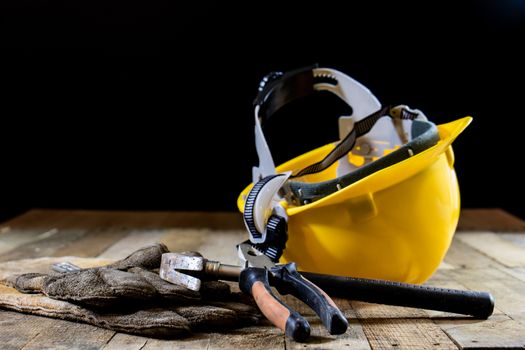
[238,117,472,216]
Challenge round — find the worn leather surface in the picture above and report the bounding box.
[0,244,261,338]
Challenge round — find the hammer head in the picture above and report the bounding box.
[159,253,205,291]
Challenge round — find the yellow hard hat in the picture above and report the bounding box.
[238,66,471,284]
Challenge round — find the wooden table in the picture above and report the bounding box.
[1,209,524,349]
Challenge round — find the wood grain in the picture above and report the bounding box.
[500,233,525,248]
[208,327,285,350]
[1,209,525,349]
[285,318,372,350]
[0,211,111,262]
[159,228,245,265]
[159,211,244,231]
[0,209,66,229]
[141,334,210,350]
[351,301,429,319]
[436,314,525,349]
[440,236,504,269]
[351,300,458,349]
[101,333,148,350]
[52,226,130,258]
[282,294,372,349]
[0,210,69,255]
[20,318,115,350]
[360,318,457,350]
[0,311,55,350]
[97,230,168,260]
[501,267,525,283]
[0,228,86,262]
[456,232,525,267]
[442,267,525,324]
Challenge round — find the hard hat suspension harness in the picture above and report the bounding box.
[244,66,440,262]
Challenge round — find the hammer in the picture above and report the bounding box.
[159,249,495,321]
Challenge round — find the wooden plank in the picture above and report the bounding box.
[0,310,55,350]
[441,266,513,281]
[97,230,168,260]
[0,257,114,282]
[4,209,525,349]
[158,229,213,253]
[351,301,428,319]
[87,211,169,230]
[7,208,523,233]
[281,295,371,349]
[442,267,525,323]
[21,317,115,350]
[208,327,285,350]
[23,210,244,230]
[194,230,245,265]
[285,318,371,350]
[140,327,284,350]
[500,233,525,249]
[0,210,69,255]
[141,334,210,350]
[347,281,458,349]
[427,269,455,283]
[51,210,181,259]
[53,210,242,230]
[436,314,525,349]
[159,211,245,230]
[0,228,86,262]
[1,209,244,232]
[0,210,119,262]
[457,208,525,232]
[360,318,457,350]
[477,279,525,324]
[501,267,525,283]
[101,333,147,350]
[437,261,455,270]
[160,228,245,265]
[97,226,241,289]
[52,226,130,258]
[456,232,525,267]
[0,209,66,228]
[442,236,504,269]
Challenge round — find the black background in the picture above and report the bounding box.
[1,0,524,221]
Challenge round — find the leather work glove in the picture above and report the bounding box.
[0,244,261,338]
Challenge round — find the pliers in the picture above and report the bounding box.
[237,243,348,341]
